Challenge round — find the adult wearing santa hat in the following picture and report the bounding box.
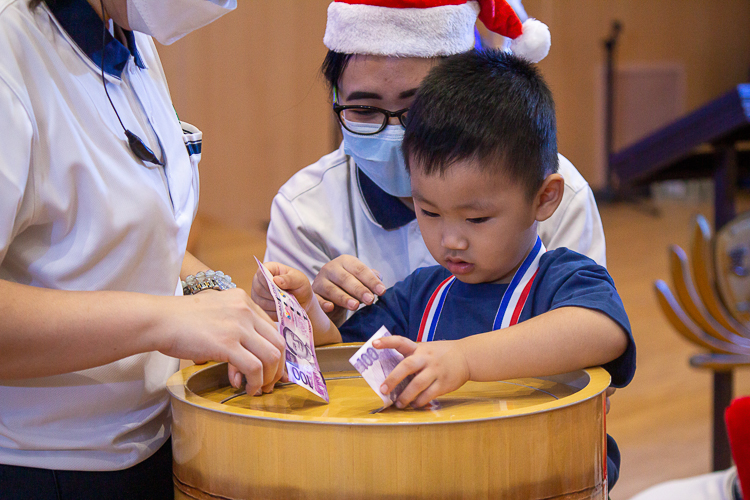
[254,0,612,480]
[256,0,603,311]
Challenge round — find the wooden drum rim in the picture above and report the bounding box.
[167,346,611,426]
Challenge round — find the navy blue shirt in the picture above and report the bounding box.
[340,247,636,388]
[339,248,635,489]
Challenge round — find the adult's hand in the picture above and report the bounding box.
[0,279,284,386]
[251,264,280,322]
[253,261,343,346]
[163,288,285,395]
[312,255,386,325]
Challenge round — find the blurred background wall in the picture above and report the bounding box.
[157,0,750,233]
[157,0,334,232]
[527,0,750,188]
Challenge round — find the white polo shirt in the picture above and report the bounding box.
[265,145,606,290]
[0,0,200,470]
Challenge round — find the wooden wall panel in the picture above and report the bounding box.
[157,1,334,231]
[158,1,750,230]
[525,0,750,188]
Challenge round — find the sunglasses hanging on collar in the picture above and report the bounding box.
[99,0,164,167]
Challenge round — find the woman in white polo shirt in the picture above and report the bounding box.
[0,0,284,497]
[254,0,606,324]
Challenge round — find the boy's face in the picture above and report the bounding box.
[411,159,540,284]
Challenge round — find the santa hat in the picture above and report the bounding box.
[324,0,551,63]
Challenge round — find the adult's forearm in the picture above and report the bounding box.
[0,279,166,379]
[458,307,628,382]
[181,251,210,280]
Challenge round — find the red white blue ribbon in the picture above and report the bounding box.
[416,275,456,343]
[416,236,546,342]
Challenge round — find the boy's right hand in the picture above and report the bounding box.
[312,255,386,323]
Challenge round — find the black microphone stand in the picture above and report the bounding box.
[594,21,659,216]
[603,20,622,196]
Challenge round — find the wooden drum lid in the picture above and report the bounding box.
[168,344,611,499]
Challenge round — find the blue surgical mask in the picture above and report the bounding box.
[341,120,411,198]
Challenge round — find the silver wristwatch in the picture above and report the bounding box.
[181,270,236,295]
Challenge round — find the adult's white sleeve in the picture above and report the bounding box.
[539,182,607,267]
[264,193,333,283]
[0,80,34,266]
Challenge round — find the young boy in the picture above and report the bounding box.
[259,49,635,489]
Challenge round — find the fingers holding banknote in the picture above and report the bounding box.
[250,268,279,321]
[167,288,285,397]
[374,336,471,408]
[254,262,318,314]
[227,296,287,394]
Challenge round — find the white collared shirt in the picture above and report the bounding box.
[0,0,200,470]
[265,144,606,291]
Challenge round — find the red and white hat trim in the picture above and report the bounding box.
[325,1,479,58]
[324,0,551,62]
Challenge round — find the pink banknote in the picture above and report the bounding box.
[254,257,329,403]
[349,326,413,408]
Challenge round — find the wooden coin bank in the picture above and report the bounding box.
[168,344,611,499]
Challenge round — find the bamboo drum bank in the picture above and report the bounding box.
[167,344,611,499]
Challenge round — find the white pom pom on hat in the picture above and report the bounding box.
[510,18,551,63]
[323,0,551,62]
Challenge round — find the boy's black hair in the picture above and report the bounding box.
[403,49,558,199]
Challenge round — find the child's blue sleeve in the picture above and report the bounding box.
[338,272,417,343]
[537,249,636,388]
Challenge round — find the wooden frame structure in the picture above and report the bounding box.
[613,85,750,471]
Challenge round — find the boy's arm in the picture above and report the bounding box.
[255,262,343,345]
[378,306,628,408]
[459,306,627,382]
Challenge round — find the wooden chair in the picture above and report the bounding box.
[691,214,750,339]
[655,214,750,471]
[714,211,750,328]
[669,245,750,348]
[654,279,749,355]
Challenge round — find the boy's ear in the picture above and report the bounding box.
[533,173,564,222]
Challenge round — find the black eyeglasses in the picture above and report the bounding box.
[333,87,409,136]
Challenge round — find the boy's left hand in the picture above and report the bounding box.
[374,336,471,409]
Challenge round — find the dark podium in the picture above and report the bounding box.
[611,84,750,471]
